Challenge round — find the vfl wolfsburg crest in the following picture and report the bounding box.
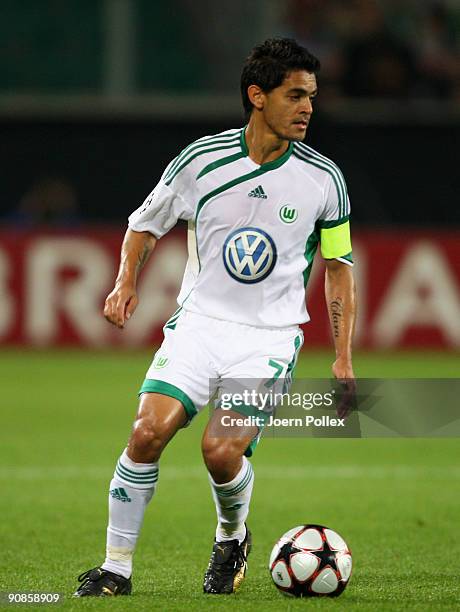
[153,355,169,369]
[223,227,277,284]
[279,205,298,224]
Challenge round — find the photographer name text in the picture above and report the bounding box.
[220,415,345,428]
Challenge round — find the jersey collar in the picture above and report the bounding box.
[240,127,293,171]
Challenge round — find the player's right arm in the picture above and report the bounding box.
[104,152,196,329]
[104,229,156,329]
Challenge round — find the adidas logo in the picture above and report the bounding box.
[110,487,132,503]
[248,185,267,199]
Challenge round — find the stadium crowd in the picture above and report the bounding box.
[283,0,460,99]
[0,0,458,99]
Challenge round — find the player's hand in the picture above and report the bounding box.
[332,357,356,419]
[104,283,138,329]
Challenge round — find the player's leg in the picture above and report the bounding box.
[103,393,187,572]
[202,410,257,540]
[201,411,258,594]
[74,393,187,597]
[200,322,304,594]
[75,309,215,597]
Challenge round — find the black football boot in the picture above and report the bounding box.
[203,526,252,594]
[73,567,132,597]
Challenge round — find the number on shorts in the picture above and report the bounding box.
[265,359,285,388]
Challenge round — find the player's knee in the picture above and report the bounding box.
[202,437,241,474]
[128,393,185,462]
[128,412,173,461]
[132,415,160,445]
[129,416,164,459]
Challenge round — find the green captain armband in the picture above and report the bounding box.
[319,218,352,260]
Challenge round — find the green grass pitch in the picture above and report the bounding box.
[1,349,459,611]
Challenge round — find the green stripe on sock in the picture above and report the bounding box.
[116,470,158,483]
[116,467,158,482]
[116,471,158,485]
[116,460,158,478]
[116,469,158,485]
[116,463,158,483]
[222,467,253,497]
[216,464,253,497]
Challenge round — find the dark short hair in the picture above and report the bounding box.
[240,38,320,116]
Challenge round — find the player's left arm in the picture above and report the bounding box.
[324,259,356,382]
[318,166,356,392]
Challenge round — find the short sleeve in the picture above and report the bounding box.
[128,162,195,239]
[318,170,353,266]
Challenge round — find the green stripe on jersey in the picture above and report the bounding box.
[167,130,241,176]
[296,143,348,217]
[294,145,348,218]
[165,132,241,183]
[164,323,178,331]
[294,149,345,219]
[197,151,246,179]
[338,252,354,264]
[317,215,350,229]
[165,141,241,185]
[283,333,303,393]
[194,145,293,269]
[287,334,302,376]
[195,168,268,269]
[163,307,182,328]
[303,223,320,288]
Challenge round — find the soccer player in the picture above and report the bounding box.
[74,37,356,597]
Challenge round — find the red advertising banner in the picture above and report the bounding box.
[0,228,459,348]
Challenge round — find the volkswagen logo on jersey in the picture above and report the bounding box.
[223,227,277,284]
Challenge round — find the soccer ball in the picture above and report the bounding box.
[269,524,352,597]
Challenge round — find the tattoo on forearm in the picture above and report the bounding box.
[330,298,343,338]
[137,243,151,271]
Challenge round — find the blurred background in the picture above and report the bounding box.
[2,5,459,605]
[0,0,459,352]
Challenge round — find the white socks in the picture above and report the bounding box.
[101,450,254,577]
[209,456,254,544]
[102,449,158,578]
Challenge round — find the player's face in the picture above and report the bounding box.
[262,71,317,142]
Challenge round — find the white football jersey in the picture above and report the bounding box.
[128,127,353,328]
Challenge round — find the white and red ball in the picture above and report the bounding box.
[269,524,352,597]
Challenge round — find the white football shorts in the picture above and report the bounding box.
[139,309,303,454]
